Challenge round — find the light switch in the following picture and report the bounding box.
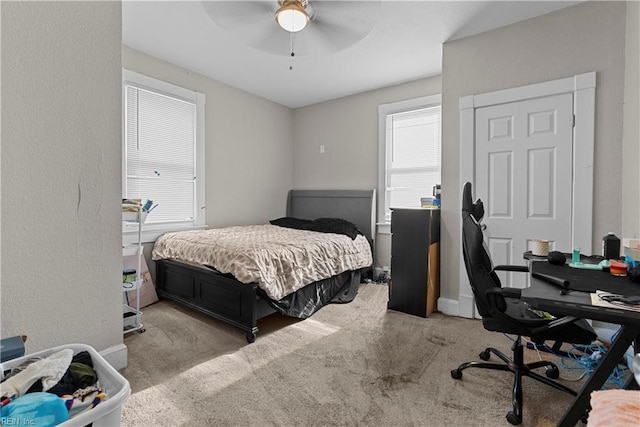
[319,144,325,154]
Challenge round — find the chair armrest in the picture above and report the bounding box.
[494,265,529,273]
[486,287,522,299]
[500,287,522,299]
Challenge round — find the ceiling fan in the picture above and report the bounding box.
[201,0,382,57]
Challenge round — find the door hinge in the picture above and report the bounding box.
[572,114,576,127]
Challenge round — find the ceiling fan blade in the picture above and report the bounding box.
[201,1,276,30]
[250,29,293,55]
[292,1,382,56]
[202,1,292,54]
[310,0,382,27]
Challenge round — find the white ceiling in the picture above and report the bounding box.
[123,0,580,109]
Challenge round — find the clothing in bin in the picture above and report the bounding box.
[0,344,130,427]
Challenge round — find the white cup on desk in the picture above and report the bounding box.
[532,239,549,256]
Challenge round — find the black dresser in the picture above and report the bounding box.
[388,208,441,318]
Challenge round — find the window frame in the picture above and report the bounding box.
[122,69,206,245]
[377,94,442,234]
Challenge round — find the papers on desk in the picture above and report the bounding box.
[591,291,640,312]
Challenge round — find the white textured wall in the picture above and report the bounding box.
[622,1,640,239]
[441,1,632,301]
[122,47,294,229]
[292,76,442,268]
[1,2,123,353]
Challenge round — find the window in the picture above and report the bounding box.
[378,95,441,231]
[123,70,205,242]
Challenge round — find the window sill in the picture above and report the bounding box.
[122,223,206,246]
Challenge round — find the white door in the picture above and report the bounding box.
[475,93,574,288]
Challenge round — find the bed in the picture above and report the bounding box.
[152,189,376,343]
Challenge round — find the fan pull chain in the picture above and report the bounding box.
[289,32,295,70]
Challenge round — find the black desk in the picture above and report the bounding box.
[521,262,640,427]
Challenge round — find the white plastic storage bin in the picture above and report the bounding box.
[0,343,130,427]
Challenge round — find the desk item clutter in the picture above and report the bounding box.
[569,260,609,270]
[547,251,566,265]
[531,239,549,256]
[532,260,638,295]
[531,271,569,289]
[572,247,581,264]
[602,232,620,260]
[624,239,640,260]
[594,291,640,310]
[609,259,628,276]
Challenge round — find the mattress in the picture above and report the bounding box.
[152,224,373,300]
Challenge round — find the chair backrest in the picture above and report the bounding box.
[461,182,503,317]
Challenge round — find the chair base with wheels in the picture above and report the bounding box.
[451,335,579,425]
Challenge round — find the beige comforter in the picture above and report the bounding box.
[152,224,373,300]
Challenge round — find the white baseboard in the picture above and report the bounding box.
[439,294,477,319]
[437,297,459,316]
[100,343,128,370]
[458,294,477,318]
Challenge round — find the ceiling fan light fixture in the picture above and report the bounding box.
[275,0,309,33]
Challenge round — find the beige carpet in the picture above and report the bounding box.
[120,283,587,426]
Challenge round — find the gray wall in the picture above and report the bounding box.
[292,76,442,268]
[122,47,295,229]
[441,1,636,302]
[1,2,123,352]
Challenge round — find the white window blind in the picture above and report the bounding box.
[124,83,198,226]
[379,95,441,225]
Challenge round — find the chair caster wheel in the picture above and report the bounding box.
[545,366,559,379]
[479,350,490,361]
[450,369,462,380]
[506,411,522,425]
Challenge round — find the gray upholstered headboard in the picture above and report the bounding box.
[286,189,376,243]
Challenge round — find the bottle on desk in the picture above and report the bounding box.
[603,232,620,260]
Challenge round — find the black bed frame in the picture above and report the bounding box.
[155,189,376,343]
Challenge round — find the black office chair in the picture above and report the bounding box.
[451,182,597,425]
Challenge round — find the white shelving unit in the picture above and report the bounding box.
[122,208,146,334]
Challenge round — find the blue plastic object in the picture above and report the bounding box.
[569,260,610,270]
[0,336,25,362]
[625,255,639,269]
